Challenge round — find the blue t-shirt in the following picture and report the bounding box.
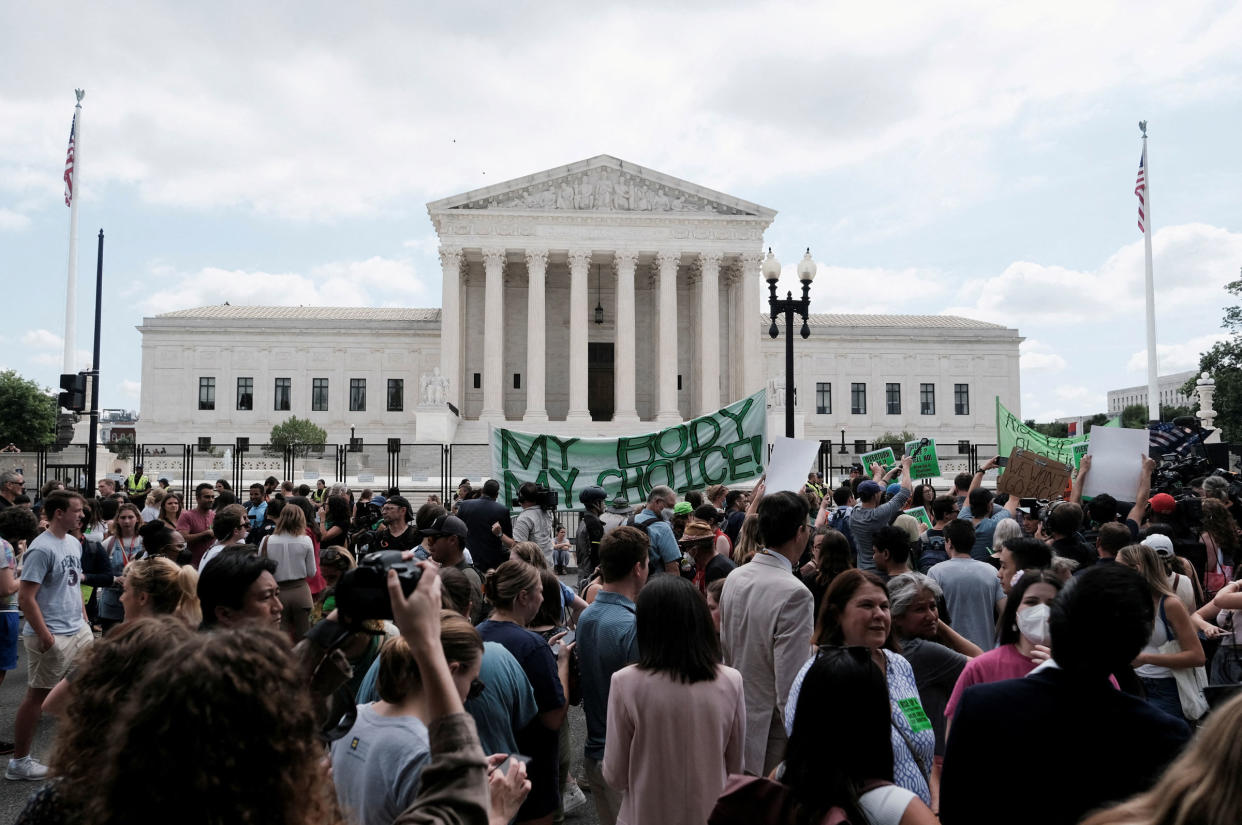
[329,703,429,825]
[576,590,639,760]
[20,531,85,636]
[636,509,680,570]
[0,539,16,612]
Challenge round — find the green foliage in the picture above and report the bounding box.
[1187,337,1242,442]
[1120,404,1148,429]
[1083,413,1111,434]
[1022,419,1069,438]
[111,434,135,460]
[873,431,917,457]
[0,371,57,449]
[269,417,327,457]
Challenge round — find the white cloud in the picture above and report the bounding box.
[1125,333,1227,373]
[120,379,141,398]
[0,209,30,231]
[21,329,62,350]
[31,349,91,370]
[136,256,428,315]
[3,3,1241,220]
[1020,339,1067,373]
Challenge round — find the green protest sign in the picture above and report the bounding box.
[906,506,933,530]
[859,447,897,473]
[490,390,766,509]
[1072,441,1089,469]
[995,397,1086,467]
[904,438,941,480]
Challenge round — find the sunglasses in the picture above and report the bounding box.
[468,679,486,701]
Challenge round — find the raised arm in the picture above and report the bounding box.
[970,456,1000,493]
[1125,455,1156,527]
[1070,454,1091,505]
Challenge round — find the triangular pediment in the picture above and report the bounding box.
[427,155,775,218]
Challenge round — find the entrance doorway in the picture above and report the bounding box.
[588,343,615,421]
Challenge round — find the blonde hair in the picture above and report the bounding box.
[274,503,307,537]
[145,488,166,508]
[1117,543,1175,598]
[482,560,540,610]
[125,557,202,626]
[733,513,761,565]
[510,541,549,570]
[1082,692,1242,825]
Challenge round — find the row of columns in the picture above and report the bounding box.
[439,246,764,423]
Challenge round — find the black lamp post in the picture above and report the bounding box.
[765,248,818,438]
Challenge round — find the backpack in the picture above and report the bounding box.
[828,508,857,556]
[626,512,687,576]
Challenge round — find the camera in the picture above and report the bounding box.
[513,483,559,511]
[333,550,421,622]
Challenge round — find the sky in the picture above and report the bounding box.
[2,0,1241,422]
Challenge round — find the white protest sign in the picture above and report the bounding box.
[1082,427,1150,500]
[765,436,822,495]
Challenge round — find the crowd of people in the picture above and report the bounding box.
[0,452,1237,825]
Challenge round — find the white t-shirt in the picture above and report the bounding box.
[859,783,917,825]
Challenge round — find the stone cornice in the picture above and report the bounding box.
[429,210,771,248]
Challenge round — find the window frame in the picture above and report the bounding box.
[349,378,367,412]
[851,383,867,415]
[815,382,831,415]
[236,377,253,411]
[312,378,329,412]
[885,383,901,415]
[954,383,970,416]
[920,383,935,416]
[198,377,215,411]
[387,378,404,412]
[274,378,291,412]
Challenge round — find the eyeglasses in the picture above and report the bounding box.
[467,679,486,701]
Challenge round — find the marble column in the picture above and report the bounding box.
[480,247,506,421]
[698,252,722,415]
[613,251,639,423]
[438,246,463,410]
[523,249,549,423]
[739,252,764,398]
[566,249,592,422]
[654,250,681,423]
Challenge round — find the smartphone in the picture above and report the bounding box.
[491,754,532,775]
[552,630,576,655]
[996,457,1009,467]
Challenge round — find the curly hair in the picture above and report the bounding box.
[1200,498,1240,559]
[49,618,195,791]
[86,625,342,825]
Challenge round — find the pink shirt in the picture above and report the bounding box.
[177,508,215,567]
[945,644,1034,720]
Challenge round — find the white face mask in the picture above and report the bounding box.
[1016,603,1051,646]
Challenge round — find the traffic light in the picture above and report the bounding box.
[58,373,87,412]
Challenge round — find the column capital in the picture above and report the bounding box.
[613,250,639,270]
[567,248,593,270]
[438,246,463,268]
[699,251,725,271]
[653,250,681,272]
[525,248,549,270]
[722,261,743,285]
[739,251,765,271]
[481,247,506,270]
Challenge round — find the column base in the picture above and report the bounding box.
[522,409,550,424]
[654,410,682,424]
[479,408,506,423]
[611,410,640,425]
[565,410,593,423]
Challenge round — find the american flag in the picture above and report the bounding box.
[64,114,76,207]
[1149,421,1194,455]
[1134,147,1146,233]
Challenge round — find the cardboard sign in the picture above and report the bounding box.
[996,448,1072,500]
[859,447,897,473]
[906,506,933,529]
[904,438,941,480]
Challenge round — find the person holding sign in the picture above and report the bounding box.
[958,457,1018,562]
[851,457,913,572]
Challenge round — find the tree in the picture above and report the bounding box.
[0,370,57,449]
[1083,413,1111,434]
[1120,404,1148,430]
[269,417,327,457]
[1022,419,1069,438]
[873,430,917,457]
[111,434,136,461]
[1185,273,1242,441]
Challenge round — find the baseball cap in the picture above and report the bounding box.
[419,514,468,540]
[1141,533,1175,558]
[857,480,883,497]
[1147,493,1177,514]
[886,482,902,498]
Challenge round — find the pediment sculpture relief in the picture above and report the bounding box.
[452,168,753,215]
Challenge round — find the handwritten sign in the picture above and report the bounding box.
[1072,442,1089,470]
[906,506,933,529]
[996,448,1072,500]
[904,438,941,480]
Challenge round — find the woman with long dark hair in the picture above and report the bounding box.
[604,575,744,825]
[157,492,182,530]
[97,503,144,632]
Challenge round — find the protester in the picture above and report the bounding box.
[456,478,513,574]
[196,548,282,630]
[120,556,201,626]
[995,535,1053,594]
[98,502,144,633]
[176,483,217,567]
[785,569,935,805]
[0,506,36,752]
[927,519,1004,651]
[157,492,182,529]
[957,456,1018,560]
[258,504,318,641]
[1199,498,1238,597]
[850,457,913,571]
[197,502,251,572]
[800,526,853,620]
[1196,578,1242,684]
[604,575,744,825]
[512,483,556,567]
[680,519,735,594]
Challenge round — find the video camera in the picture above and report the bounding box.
[332,550,421,622]
[513,483,559,511]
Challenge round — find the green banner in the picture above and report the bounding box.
[490,390,767,509]
[995,397,1086,467]
[859,447,897,473]
[905,438,941,480]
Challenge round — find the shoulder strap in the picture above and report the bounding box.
[1158,595,1173,639]
[258,535,269,558]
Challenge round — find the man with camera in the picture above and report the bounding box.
[512,482,555,566]
[357,495,424,558]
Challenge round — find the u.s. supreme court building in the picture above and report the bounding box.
[137,155,1022,457]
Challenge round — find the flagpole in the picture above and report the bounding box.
[1140,121,1160,424]
[63,89,84,375]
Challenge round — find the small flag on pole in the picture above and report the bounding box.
[1134,147,1146,233]
[64,114,76,207]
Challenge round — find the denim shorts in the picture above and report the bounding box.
[0,612,18,671]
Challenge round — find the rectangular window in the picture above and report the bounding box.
[198,377,215,411]
[350,378,366,412]
[236,377,253,411]
[197,437,211,452]
[851,383,867,415]
[312,378,329,412]
[473,373,481,389]
[387,379,404,412]
[954,383,970,416]
[920,383,935,415]
[815,382,831,415]
[886,383,901,415]
[274,378,291,411]
[513,373,521,390]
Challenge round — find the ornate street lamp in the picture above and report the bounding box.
[766,248,817,438]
